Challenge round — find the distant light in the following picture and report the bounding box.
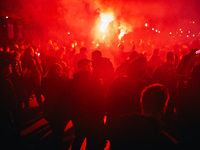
[152,28,154,31]
[193,34,195,37]
[158,31,160,33]
[179,29,182,31]
[173,36,175,38]
[6,16,8,19]
[187,35,189,37]
[188,31,190,33]
[181,31,183,33]
[169,32,172,35]
[96,43,99,47]
[68,32,70,35]
[193,21,195,24]
[145,23,148,27]
[155,30,158,32]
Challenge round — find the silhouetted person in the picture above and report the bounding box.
[0,52,22,149]
[106,84,179,149]
[70,58,105,150]
[104,55,150,147]
[21,46,43,107]
[106,55,149,116]
[152,51,178,124]
[73,47,88,74]
[176,64,200,150]
[111,44,131,68]
[54,49,69,77]
[34,46,43,75]
[41,63,72,150]
[148,48,163,74]
[92,50,115,92]
[9,51,29,112]
[43,46,57,75]
[115,50,139,77]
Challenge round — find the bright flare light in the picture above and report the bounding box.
[118,29,125,40]
[100,12,114,33]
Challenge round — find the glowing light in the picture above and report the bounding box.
[152,28,154,31]
[169,32,172,35]
[67,32,70,35]
[193,21,195,24]
[104,115,107,124]
[181,31,183,33]
[6,16,8,18]
[118,29,125,40]
[102,34,105,40]
[179,29,182,31]
[99,12,114,33]
[187,35,189,37]
[155,30,158,32]
[193,34,195,37]
[96,43,99,47]
[72,44,75,48]
[158,31,160,33]
[145,23,148,27]
[75,41,77,46]
[188,31,190,33]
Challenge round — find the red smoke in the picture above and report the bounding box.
[1,0,200,47]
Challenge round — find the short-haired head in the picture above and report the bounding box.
[77,58,92,73]
[140,84,169,119]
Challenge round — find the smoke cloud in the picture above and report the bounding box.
[1,0,200,45]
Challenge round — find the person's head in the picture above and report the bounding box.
[79,47,87,54]
[77,58,92,73]
[0,53,12,76]
[127,55,147,78]
[166,51,175,64]
[24,46,34,57]
[140,84,170,119]
[46,63,63,78]
[92,50,102,61]
[128,51,139,62]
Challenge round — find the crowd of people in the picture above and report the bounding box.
[0,38,200,150]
